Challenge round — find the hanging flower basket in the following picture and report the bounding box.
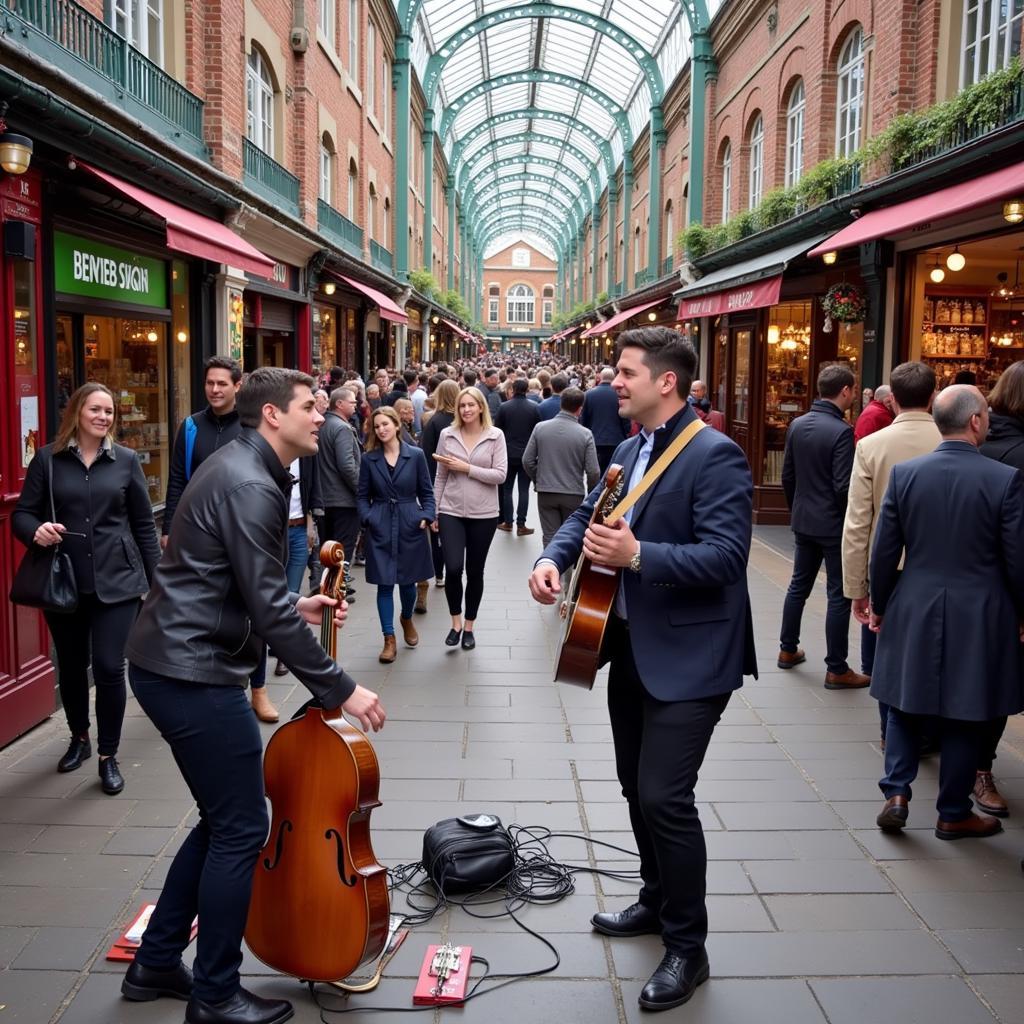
[821,283,868,326]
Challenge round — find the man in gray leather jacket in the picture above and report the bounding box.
[121,368,384,1024]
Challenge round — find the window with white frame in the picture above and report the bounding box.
[507,284,535,323]
[543,300,553,324]
[721,142,732,220]
[348,0,358,74]
[246,48,274,155]
[347,159,357,220]
[382,57,391,139]
[835,28,865,158]
[111,0,164,65]
[961,0,1024,86]
[633,227,641,275]
[785,80,805,187]
[488,298,499,323]
[664,201,674,257]
[383,199,390,249]
[366,23,376,114]
[319,135,333,203]
[748,115,764,209]
[368,185,377,241]
[318,0,334,45]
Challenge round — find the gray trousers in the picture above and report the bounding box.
[538,492,584,548]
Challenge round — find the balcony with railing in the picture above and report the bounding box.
[370,239,393,275]
[661,255,674,276]
[317,199,363,258]
[634,266,651,288]
[243,139,300,217]
[4,0,206,159]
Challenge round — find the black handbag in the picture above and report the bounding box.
[9,453,78,614]
[422,816,515,895]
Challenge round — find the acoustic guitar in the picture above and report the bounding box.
[553,464,625,689]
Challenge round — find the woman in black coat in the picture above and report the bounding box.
[13,383,160,794]
[420,379,460,587]
[357,407,436,664]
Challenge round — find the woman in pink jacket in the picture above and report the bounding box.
[432,387,508,650]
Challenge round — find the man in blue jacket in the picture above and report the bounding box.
[529,327,756,1012]
[778,363,868,690]
[581,366,631,473]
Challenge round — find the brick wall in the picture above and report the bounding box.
[483,242,557,332]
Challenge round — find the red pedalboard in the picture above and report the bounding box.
[413,943,472,1005]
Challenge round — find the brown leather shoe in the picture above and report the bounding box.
[251,688,279,723]
[400,616,419,648]
[415,581,429,614]
[273,658,289,677]
[496,522,513,532]
[516,525,535,536]
[777,648,806,669]
[973,771,1010,817]
[824,669,871,690]
[876,795,909,832]
[935,811,1003,840]
[379,634,397,663]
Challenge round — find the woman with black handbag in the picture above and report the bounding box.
[13,383,160,794]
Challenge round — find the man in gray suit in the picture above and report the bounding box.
[523,387,600,546]
[318,387,361,594]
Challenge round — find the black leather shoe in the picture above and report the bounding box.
[591,902,661,938]
[57,735,91,773]
[445,628,462,647]
[121,959,193,1001]
[99,756,124,795]
[461,630,476,650]
[185,988,293,1024]
[638,949,710,1011]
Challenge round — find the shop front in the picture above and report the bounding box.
[311,277,361,379]
[243,261,307,372]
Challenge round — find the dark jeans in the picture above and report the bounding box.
[880,707,998,821]
[323,506,360,566]
[499,458,531,526]
[606,618,730,957]
[377,584,416,634]
[128,665,268,1004]
[438,514,498,620]
[45,592,139,756]
[779,532,851,674]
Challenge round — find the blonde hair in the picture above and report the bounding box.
[456,386,492,429]
[393,397,413,414]
[54,383,116,452]
[433,378,460,416]
[365,406,401,451]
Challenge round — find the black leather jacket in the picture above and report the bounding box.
[125,429,355,707]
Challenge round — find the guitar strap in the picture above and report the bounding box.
[604,418,705,525]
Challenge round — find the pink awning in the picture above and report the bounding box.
[80,163,276,278]
[581,299,662,338]
[808,158,1024,257]
[330,272,409,324]
[441,317,471,339]
[677,275,783,320]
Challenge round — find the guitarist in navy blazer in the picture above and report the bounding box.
[530,327,756,1012]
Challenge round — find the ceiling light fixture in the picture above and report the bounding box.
[946,245,966,272]
[929,254,945,284]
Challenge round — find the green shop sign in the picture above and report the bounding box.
[54,231,167,309]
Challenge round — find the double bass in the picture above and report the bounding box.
[245,542,390,983]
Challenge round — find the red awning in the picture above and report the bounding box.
[330,272,409,324]
[677,275,783,320]
[441,317,471,339]
[80,163,276,278]
[581,298,662,338]
[808,158,1024,257]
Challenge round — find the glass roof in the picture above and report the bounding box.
[407,0,725,259]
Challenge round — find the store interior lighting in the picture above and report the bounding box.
[929,254,946,284]
[946,246,966,272]
[767,324,781,345]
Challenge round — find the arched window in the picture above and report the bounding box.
[962,0,1024,85]
[347,159,358,220]
[507,284,535,324]
[319,133,334,204]
[368,184,377,241]
[664,200,674,258]
[721,141,732,221]
[835,28,865,158]
[785,81,805,188]
[748,115,763,209]
[246,47,274,154]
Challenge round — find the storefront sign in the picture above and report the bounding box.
[54,231,167,308]
[251,260,300,293]
[677,275,782,320]
[1,174,41,224]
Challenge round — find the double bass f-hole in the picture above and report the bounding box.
[325,828,359,887]
[263,820,293,871]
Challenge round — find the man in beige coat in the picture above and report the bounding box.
[842,361,939,742]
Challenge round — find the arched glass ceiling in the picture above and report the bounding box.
[407,0,726,256]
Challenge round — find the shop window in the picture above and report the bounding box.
[111,0,163,66]
[171,261,192,440]
[320,133,335,204]
[313,303,337,373]
[748,115,764,209]
[507,284,534,324]
[835,28,865,158]
[319,0,335,46]
[764,302,812,484]
[961,0,1024,86]
[785,81,805,188]
[246,47,275,155]
[348,0,358,74]
[720,141,732,221]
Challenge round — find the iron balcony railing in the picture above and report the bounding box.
[661,255,674,276]
[370,239,393,274]
[634,266,651,287]
[6,0,205,153]
[317,199,363,257]
[243,139,300,216]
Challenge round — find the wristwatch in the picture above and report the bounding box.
[627,544,642,574]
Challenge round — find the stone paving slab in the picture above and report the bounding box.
[2,521,1024,1022]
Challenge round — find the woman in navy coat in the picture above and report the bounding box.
[357,406,436,663]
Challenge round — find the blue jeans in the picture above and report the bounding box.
[285,524,309,594]
[779,532,851,675]
[128,666,267,1003]
[377,584,416,635]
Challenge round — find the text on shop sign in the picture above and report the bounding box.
[72,250,150,294]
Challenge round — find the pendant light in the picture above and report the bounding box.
[946,245,966,272]
[929,254,945,284]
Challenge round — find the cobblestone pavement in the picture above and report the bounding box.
[2,515,1024,1023]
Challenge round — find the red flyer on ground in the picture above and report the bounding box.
[105,902,198,962]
